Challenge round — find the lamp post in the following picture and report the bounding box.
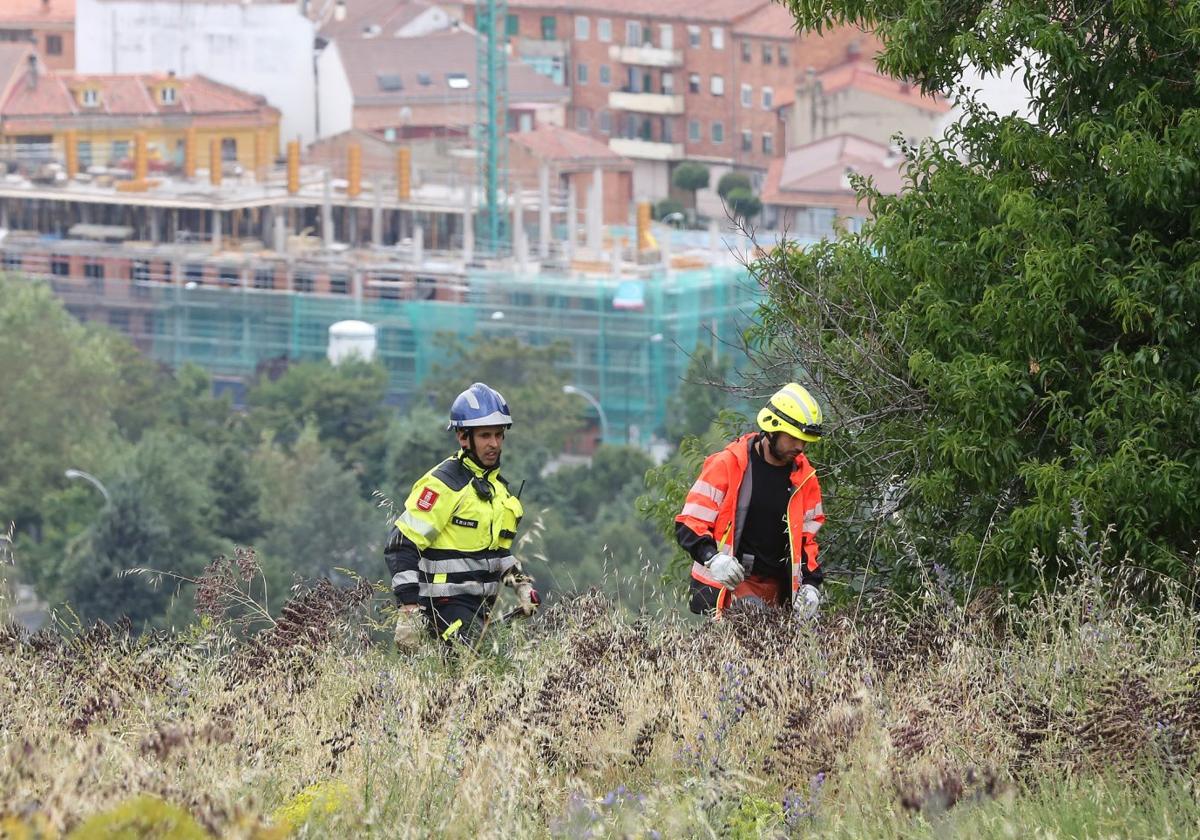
[65,469,110,505]
[562,384,610,445]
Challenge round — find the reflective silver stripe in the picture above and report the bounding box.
[418,556,493,575]
[497,555,519,574]
[391,571,418,588]
[397,510,436,538]
[778,386,818,424]
[680,502,718,523]
[804,503,824,521]
[689,480,725,505]
[802,520,822,535]
[690,560,716,581]
[419,580,501,599]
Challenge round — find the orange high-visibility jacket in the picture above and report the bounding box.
[676,432,824,593]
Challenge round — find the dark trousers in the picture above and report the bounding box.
[421,595,493,644]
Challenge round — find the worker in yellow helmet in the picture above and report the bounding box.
[675,383,825,619]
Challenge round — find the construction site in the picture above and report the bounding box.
[0,129,765,447]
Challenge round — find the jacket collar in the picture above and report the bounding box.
[455,448,494,479]
[728,431,812,476]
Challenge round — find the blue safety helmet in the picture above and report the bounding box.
[447,382,513,430]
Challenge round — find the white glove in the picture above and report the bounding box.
[794,584,821,621]
[394,608,426,653]
[706,552,744,590]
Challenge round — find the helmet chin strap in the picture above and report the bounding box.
[762,431,788,462]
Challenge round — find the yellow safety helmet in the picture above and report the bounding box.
[757,383,823,442]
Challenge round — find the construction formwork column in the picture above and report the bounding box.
[134,132,148,183]
[210,138,222,186]
[372,180,383,246]
[396,148,411,200]
[64,130,79,179]
[538,162,550,259]
[184,129,197,179]
[347,144,362,199]
[565,180,577,263]
[286,140,300,195]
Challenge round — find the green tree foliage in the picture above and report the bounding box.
[0,278,118,532]
[716,171,752,201]
[725,188,762,222]
[209,443,264,545]
[57,431,220,627]
[426,336,582,486]
[248,359,390,490]
[665,343,734,444]
[672,162,711,215]
[757,1,1200,589]
[252,425,381,592]
[379,403,457,507]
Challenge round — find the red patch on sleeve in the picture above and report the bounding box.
[416,487,439,511]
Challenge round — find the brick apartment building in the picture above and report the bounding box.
[467,0,877,202]
[0,0,75,72]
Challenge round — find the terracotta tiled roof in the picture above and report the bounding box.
[0,0,74,25]
[509,124,625,164]
[338,30,566,106]
[505,0,769,24]
[814,59,950,112]
[732,2,798,37]
[761,133,903,206]
[1,69,278,119]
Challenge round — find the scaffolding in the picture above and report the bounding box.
[140,265,761,444]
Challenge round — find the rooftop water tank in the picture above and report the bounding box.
[327,320,377,365]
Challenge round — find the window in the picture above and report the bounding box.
[575,16,589,40]
[663,118,675,142]
[711,122,724,143]
[598,110,611,134]
[625,21,642,47]
[740,83,752,107]
[377,73,402,91]
[254,268,275,290]
[688,73,700,94]
[505,14,519,37]
[762,43,773,64]
[111,140,129,163]
[741,129,752,152]
[446,73,470,89]
[132,260,151,282]
[711,27,724,49]
[575,107,591,131]
[597,18,612,42]
[688,119,700,142]
[77,140,92,166]
[159,85,177,104]
[108,309,130,332]
[762,86,773,109]
[662,71,674,93]
[710,74,724,96]
[330,274,349,295]
[221,137,237,162]
[2,251,22,271]
[599,64,611,85]
[51,256,69,277]
[762,133,774,154]
[46,34,62,56]
[741,40,752,62]
[219,266,239,287]
[417,72,431,86]
[84,261,104,289]
[81,88,99,107]
[540,15,557,40]
[294,271,314,293]
[185,264,203,285]
[687,25,700,48]
[658,24,673,49]
[576,63,588,84]
[779,44,790,65]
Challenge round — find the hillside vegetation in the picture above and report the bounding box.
[2,531,1199,838]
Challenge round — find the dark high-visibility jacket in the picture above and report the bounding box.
[385,451,524,605]
[675,432,824,596]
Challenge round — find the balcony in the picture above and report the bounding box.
[608,138,684,161]
[611,44,684,68]
[608,90,685,115]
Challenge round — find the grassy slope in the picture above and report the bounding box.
[2,570,1199,839]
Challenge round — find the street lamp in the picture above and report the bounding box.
[64,469,110,505]
[562,384,610,444]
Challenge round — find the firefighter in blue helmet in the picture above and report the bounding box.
[385,383,538,650]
